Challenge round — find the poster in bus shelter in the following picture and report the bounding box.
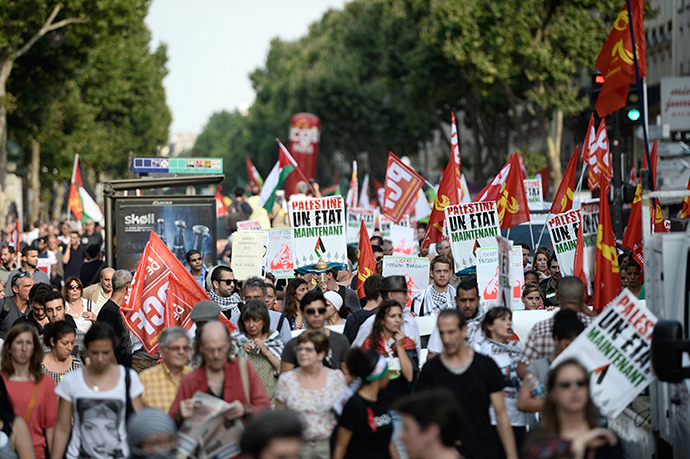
[445,202,500,273]
[547,209,581,276]
[115,196,217,271]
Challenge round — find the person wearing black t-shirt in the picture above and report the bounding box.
[333,348,398,459]
[96,269,132,367]
[418,309,518,459]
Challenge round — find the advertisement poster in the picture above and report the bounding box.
[445,202,500,273]
[476,247,524,310]
[347,208,377,244]
[115,196,217,271]
[391,225,415,256]
[289,196,348,271]
[231,232,265,281]
[553,290,657,418]
[382,256,430,310]
[581,199,600,295]
[547,209,581,276]
[265,228,295,279]
[524,179,544,211]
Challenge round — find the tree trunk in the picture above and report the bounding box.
[0,57,15,222]
[28,136,41,224]
[544,109,564,192]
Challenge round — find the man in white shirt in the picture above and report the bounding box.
[413,255,456,317]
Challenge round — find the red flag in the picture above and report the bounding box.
[573,217,588,292]
[587,120,612,190]
[628,164,637,186]
[473,159,511,203]
[681,174,690,218]
[581,113,596,162]
[550,146,579,215]
[10,218,20,253]
[594,0,646,118]
[622,182,644,266]
[355,220,376,299]
[122,232,235,355]
[450,112,461,171]
[382,152,424,223]
[421,155,460,248]
[373,178,385,207]
[593,182,622,314]
[246,157,264,187]
[535,165,550,201]
[494,154,530,229]
[216,187,229,217]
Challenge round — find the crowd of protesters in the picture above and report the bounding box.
[0,197,650,459]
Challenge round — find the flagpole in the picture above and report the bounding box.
[528,220,536,254]
[535,211,551,249]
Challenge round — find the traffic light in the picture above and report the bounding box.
[622,86,642,125]
[627,108,641,122]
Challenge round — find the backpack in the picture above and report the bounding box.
[227,200,250,233]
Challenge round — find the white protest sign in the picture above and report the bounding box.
[391,225,415,256]
[553,290,657,419]
[231,232,265,281]
[547,209,581,276]
[497,236,513,308]
[265,228,295,279]
[289,196,348,270]
[476,247,524,310]
[382,256,430,311]
[445,202,500,272]
[524,179,544,211]
[237,219,263,230]
[347,207,377,244]
[580,199,599,295]
[380,214,410,239]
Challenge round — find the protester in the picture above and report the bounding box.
[539,255,561,307]
[96,269,133,367]
[523,270,540,287]
[435,240,451,257]
[412,255,456,316]
[275,330,347,459]
[533,247,550,282]
[372,244,384,274]
[18,283,52,336]
[185,249,207,288]
[0,375,35,459]
[79,244,104,287]
[0,245,16,285]
[240,409,303,459]
[344,274,383,342]
[623,260,643,299]
[522,284,545,310]
[362,300,417,404]
[332,348,398,459]
[62,276,97,333]
[0,272,35,339]
[238,300,284,401]
[265,282,279,311]
[522,359,623,459]
[324,291,346,326]
[394,389,464,459]
[5,247,48,297]
[79,219,103,249]
[170,321,270,423]
[35,237,57,284]
[383,240,394,256]
[315,270,359,312]
[517,277,594,379]
[418,309,518,459]
[476,307,526,451]
[1,323,57,459]
[41,320,83,384]
[46,235,64,288]
[281,290,350,373]
[82,267,114,311]
[283,277,309,331]
[61,231,85,281]
[127,407,178,459]
[240,278,292,344]
[209,266,242,317]
[519,243,531,269]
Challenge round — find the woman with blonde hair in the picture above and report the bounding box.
[522,284,545,310]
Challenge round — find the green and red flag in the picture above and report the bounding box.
[69,154,103,224]
[246,157,264,187]
[259,140,299,212]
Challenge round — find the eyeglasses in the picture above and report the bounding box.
[68,284,81,290]
[165,345,190,352]
[189,257,202,263]
[296,346,316,353]
[12,271,31,287]
[305,307,326,316]
[556,379,588,390]
[218,279,235,285]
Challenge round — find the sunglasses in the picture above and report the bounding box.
[218,279,235,285]
[375,256,383,262]
[189,257,202,263]
[556,379,588,390]
[305,307,327,316]
[68,284,82,290]
[12,271,32,287]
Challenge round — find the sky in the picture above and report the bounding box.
[145,0,349,137]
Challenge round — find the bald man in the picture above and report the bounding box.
[83,267,115,311]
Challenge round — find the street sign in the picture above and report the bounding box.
[636,124,670,140]
[132,157,223,174]
[671,131,690,142]
[657,158,690,173]
[655,142,690,157]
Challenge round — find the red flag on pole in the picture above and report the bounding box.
[550,146,579,215]
[373,178,385,208]
[382,152,424,223]
[355,220,376,299]
[216,187,229,217]
[581,113,596,162]
[421,155,460,248]
[593,182,622,314]
[594,0,646,118]
[587,120,612,190]
[246,157,264,187]
[494,154,530,229]
[473,159,511,203]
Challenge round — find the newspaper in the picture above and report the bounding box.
[177,391,245,459]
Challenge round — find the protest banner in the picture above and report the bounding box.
[547,209,581,276]
[476,246,524,310]
[524,179,544,211]
[347,207,377,244]
[391,224,415,256]
[289,196,348,271]
[237,219,264,231]
[383,152,424,223]
[445,202,500,272]
[379,214,410,239]
[497,236,514,307]
[265,228,295,279]
[581,199,600,294]
[231,232,265,280]
[553,290,657,418]
[382,256,430,310]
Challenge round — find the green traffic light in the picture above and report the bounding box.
[627,108,641,121]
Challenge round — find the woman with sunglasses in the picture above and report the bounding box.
[62,277,97,333]
[522,359,622,459]
[275,329,347,459]
[1,323,57,459]
[283,278,309,331]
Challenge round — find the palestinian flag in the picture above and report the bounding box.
[69,154,103,224]
[314,237,326,258]
[258,140,298,212]
[246,157,264,187]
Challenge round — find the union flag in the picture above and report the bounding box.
[594,0,646,118]
[587,119,612,190]
[581,113,596,162]
[421,154,460,248]
[495,154,530,229]
[593,182,622,314]
[550,146,579,215]
[355,220,376,299]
